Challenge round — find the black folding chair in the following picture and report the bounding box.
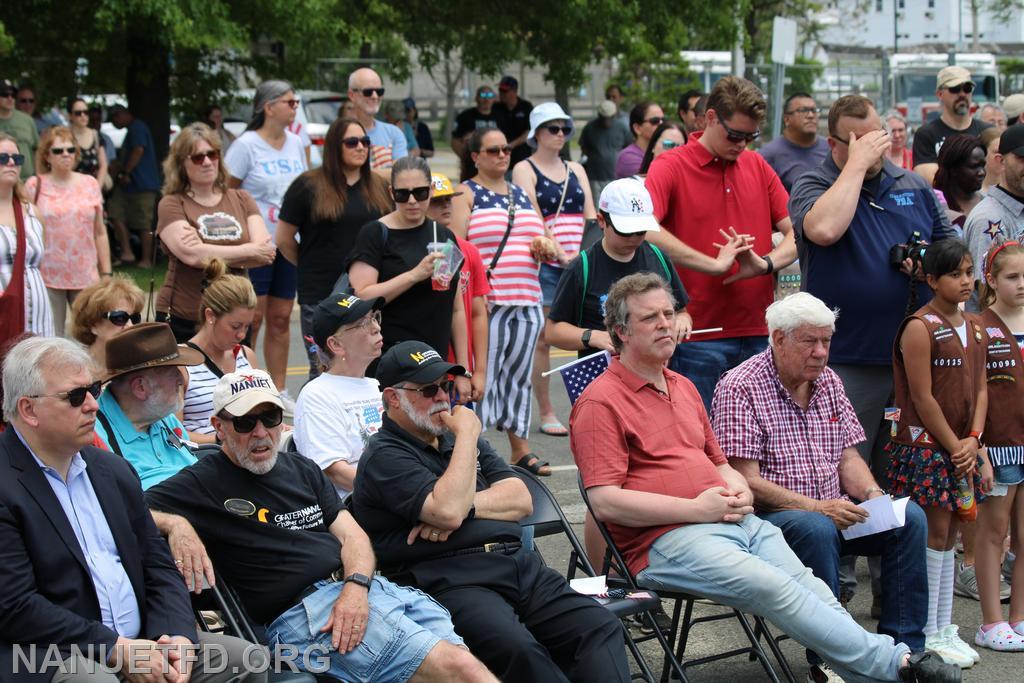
[576,473,796,683]
[512,465,689,683]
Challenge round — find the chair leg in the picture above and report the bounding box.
[623,630,658,683]
[733,610,782,683]
[644,610,690,683]
[753,617,798,683]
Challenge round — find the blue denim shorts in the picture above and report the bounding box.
[538,262,564,307]
[249,250,297,299]
[266,577,463,682]
[995,462,1024,487]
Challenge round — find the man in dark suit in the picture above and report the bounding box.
[0,336,264,682]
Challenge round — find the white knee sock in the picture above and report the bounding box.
[926,547,944,636]
[938,549,955,630]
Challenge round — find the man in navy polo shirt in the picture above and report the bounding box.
[788,95,953,606]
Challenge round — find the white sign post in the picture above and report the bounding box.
[771,17,799,139]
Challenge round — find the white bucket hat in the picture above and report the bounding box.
[527,102,574,148]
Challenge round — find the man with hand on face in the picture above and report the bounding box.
[913,66,992,185]
[351,341,630,682]
[347,67,407,171]
[147,368,495,683]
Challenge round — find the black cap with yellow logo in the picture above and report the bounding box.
[312,291,385,348]
[376,341,466,388]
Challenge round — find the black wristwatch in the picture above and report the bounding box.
[763,254,775,275]
[581,329,593,349]
[344,572,372,589]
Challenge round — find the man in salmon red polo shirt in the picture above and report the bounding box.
[569,272,959,683]
[645,76,797,411]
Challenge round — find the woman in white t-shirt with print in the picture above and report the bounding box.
[294,293,385,497]
[225,80,307,415]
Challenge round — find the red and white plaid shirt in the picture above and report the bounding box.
[711,348,865,502]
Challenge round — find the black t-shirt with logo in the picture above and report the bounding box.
[145,451,344,624]
[451,107,502,139]
[912,117,992,166]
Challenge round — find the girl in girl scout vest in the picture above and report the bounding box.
[887,239,994,665]
[973,240,1024,651]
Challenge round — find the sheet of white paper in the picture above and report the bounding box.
[840,496,910,541]
[569,575,608,595]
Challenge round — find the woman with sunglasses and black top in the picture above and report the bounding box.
[615,101,665,179]
[156,123,275,344]
[450,127,557,476]
[277,117,393,380]
[347,156,471,394]
[638,121,688,175]
[67,97,108,189]
[70,274,145,370]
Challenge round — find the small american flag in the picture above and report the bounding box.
[559,351,611,405]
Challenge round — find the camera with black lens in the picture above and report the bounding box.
[889,230,928,270]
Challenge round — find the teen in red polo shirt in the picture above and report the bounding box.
[645,76,797,410]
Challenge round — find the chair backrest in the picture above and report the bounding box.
[576,471,643,589]
[192,443,222,460]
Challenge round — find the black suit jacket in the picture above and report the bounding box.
[0,428,196,680]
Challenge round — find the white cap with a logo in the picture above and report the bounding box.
[213,369,284,417]
[598,177,661,234]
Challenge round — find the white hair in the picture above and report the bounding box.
[2,337,94,420]
[765,292,838,346]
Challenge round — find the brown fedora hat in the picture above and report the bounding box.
[103,322,205,381]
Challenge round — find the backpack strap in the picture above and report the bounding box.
[184,341,224,378]
[95,410,123,457]
[648,243,672,282]
[577,251,590,328]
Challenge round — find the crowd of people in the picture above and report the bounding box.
[5,59,1024,683]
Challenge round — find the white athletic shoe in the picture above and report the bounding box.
[924,631,974,668]
[279,388,297,419]
[941,624,980,664]
[975,623,1024,651]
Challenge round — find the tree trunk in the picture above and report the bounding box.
[125,22,170,179]
[554,81,572,161]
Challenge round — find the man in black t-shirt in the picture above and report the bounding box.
[451,85,501,174]
[912,65,992,184]
[494,76,534,168]
[547,177,691,357]
[351,341,630,682]
[146,370,494,682]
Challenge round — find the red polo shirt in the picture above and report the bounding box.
[569,358,727,575]
[644,133,789,340]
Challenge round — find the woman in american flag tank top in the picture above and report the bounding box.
[451,128,558,475]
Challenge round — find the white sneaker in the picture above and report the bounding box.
[279,388,297,419]
[924,631,974,668]
[975,622,1024,651]
[806,663,844,683]
[941,624,980,664]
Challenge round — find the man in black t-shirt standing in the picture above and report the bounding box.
[351,341,630,682]
[146,370,495,683]
[912,65,992,184]
[451,85,502,177]
[547,177,691,357]
[494,76,533,168]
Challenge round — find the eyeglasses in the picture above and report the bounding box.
[50,146,75,156]
[359,88,386,98]
[478,92,496,100]
[102,310,142,327]
[223,407,284,434]
[660,139,681,150]
[341,310,382,332]
[188,150,220,165]
[393,186,431,203]
[17,97,34,104]
[29,381,102,408]
[786,106,820,116]
[644,116,665,126]
[0,92,14,99]
[430,196,453,207]
[947,83,975,95]
[719,118,761,143]
[342,136,371,149]
[394,381,453,398]
[71,109,89,117]
[830,128,885,146]
[0,153,25,166]
[544,125,573,136]
[276,98,301,109]
[482,145,512,156]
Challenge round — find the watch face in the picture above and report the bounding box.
[346,573,371,587]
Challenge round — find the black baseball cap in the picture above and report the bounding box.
[312,291,384,348]
[376,341,465,388]
[499,76,518,91]
[999,124,1024,156]
[0,80,14,97]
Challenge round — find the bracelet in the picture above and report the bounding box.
[864,486,886,498]
[763,255,775,275]
[100,271,113,276]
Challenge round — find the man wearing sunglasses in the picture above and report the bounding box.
[347,67,408,171]
[451,86,502,175]
[351,341,630,681]
[913,66,992,185]
[0,78,39,179]
[758,92,829,193]
[644,75,798,412]
[147,368,495,682]
[0,336,262,682]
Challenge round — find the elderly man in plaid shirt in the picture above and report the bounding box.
[712,292,928,677]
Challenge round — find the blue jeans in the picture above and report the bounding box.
[669,336,768,413]
[637,516,909,683]
[266,577,463,683]
[759,504,927,655]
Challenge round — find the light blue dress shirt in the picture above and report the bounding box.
[18,429,142,638]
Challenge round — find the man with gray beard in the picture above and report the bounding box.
[352,341,631,682]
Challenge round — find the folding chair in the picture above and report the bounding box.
[576,473,797,683]
[512,465,690,683]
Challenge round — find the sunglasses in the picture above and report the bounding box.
[786,106,820,116]
[719,118,761,143]
[29,381,102,408]
[276,98,301,108]
[102,310,142,327]
[341,310,382,332]
[482,145,512,156]
[224,407,284,434]
[947,83,974,94]
[188,150,220,165]
[393,186,431,202]
[544,125,573,136]
[50,146,75,156]
[610,223,645,238]
[645,116,665,126]
[660,139,680,150]
[394,380,453,398]
[0,153,25,166]
[478,92,496,100]
[359,88,386,98]
[71,109,89,117]
[342,136,371,149]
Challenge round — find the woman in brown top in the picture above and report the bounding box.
[156,123,276,342]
